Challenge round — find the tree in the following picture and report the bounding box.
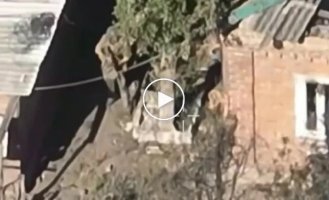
[95,0,234,140]
[106,0,232,90]
[113,0,219,57]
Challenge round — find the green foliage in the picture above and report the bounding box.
[106,0,232,95]
[112,0,223,59]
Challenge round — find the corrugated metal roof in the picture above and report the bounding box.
[244,0,322,43]
[0,0,65,96]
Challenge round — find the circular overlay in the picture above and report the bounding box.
[142,78,185,121]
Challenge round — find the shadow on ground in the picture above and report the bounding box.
[8,0,116,193]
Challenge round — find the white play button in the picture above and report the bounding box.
[157,91,173,108]
[143,78,185,120]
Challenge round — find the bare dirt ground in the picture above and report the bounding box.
[22,100,273,200]
[5,98,327,199]
[28,100,205,199]
[29,100,139,199]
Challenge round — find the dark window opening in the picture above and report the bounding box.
[324,86,329,133]
[306,82,317,130]
[306,82,329,131]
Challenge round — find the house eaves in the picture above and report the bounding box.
[243,0,322,43]
[0,0,65,96]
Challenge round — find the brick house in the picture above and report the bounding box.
[222,1,329,169]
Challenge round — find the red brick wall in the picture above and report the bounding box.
[223,46,329,169]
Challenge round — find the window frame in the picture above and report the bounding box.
[294,74,327,140]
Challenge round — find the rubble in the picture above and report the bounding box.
[145,146,164,155]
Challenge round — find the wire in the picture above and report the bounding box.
[34,55,159,91]
[34,77,104,91]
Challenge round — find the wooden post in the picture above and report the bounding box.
[158,68,175,131]
[0,96,19,199]
[158,53,176,131]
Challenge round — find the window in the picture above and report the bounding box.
[295,75,329,140]
[306,82,317,130]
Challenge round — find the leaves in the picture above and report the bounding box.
[112,0,224,56]
[107,0,231,91]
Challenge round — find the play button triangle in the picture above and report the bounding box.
[157,91,173,108]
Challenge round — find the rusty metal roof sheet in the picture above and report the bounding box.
[0,0,65,96]
[244,0,322,42]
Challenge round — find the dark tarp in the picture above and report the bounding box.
[7,0,115,192]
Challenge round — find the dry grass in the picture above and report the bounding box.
[83,109,237,200]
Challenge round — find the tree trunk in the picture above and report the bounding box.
[158,54,176,130]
